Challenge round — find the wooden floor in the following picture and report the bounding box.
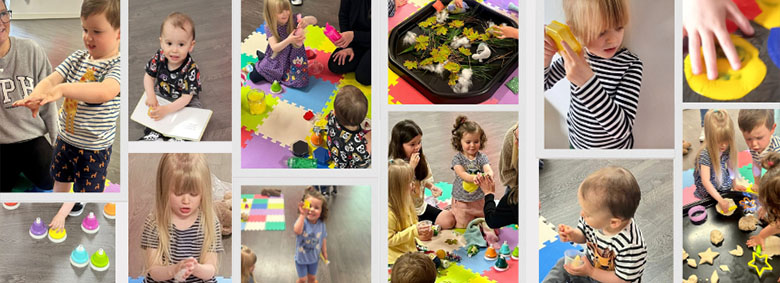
[0,203,116,282]
[387,111,518,198]
[10,18,121,183]
[242,185,371,283]
[682,109,749,171]
[128,153,233,278]
[241,0,342,40]
[128,0,232,141]
[539,159,674,282]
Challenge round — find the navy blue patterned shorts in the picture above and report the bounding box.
[50,138,111,192]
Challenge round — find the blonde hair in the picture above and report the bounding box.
[508,123,518,206]
[563,0,629,45]
[388,159,417,230]
[695,109,738,187]
[263,0,295,43]
[145,153,218,272]
[241,245,258,283]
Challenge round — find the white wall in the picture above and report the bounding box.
[10,0,81,19]
[543,0,675,149]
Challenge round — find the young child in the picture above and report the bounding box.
[293,187,328,283]
[48,202,85,233]
[13,0,120,193]
[389,120,455,229]
[326,85,370,168]
[248,0,316,88]
[388,159,422,264]
[241,245,257,283]
[544,166,646,282]
[748,152,780,250]
[390,252,437,283]
[141,12,203,142]
[142,153,223,282]
[543,0,643,149]
[694,109,744,212]
[738,109,780,190]
[450,116,493,228]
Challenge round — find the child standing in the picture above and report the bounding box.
[142,153,223,282]
[543,0,643,149]
[248,0,316,88]
[241,245,257,283]
[326,85,370,168]
[293,187,328,283]
[738,109,780,191]
[388,159,422,264]
[694,109,744,212]
[14,0,120,193]
[543,167,646,282]
[389,120,455,229]
[141,12,203,141]
[450,116,493,228]
[747,153,780,250]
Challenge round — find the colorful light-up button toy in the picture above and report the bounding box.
[29,217,48,239]
[90,248,110,271]
[70,244,89,268]
[3,202,19,210]
[484,246,498,260]
[493,256,508,272]
[81,212,100,234]
[48,226,67,243]
[103,203,116,220]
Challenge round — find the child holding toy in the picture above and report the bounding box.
[241,245,257,283]
[483,123,519,229]
[326,85,370,168]
[140,12,203,142]
[694,109,745,212]
[248,0,316,88]
[738,109,780,191]
[747,153,780,251]
[543,167,646,282]
[450,115,493,229]
[388,159,423,264]
[543,0,643,149]
[142,153,223,282]
[294,187,328,283]
[13,0,120,193]
[389,120,455,229]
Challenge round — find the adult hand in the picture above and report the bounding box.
[480,176,495,195]
[683,0,754,80]
[332,48,355,66]
[560,41,594,87]
[335,31,354,48]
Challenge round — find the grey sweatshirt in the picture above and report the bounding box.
[0,37,57,144]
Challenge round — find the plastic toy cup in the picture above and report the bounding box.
[418,220,433,241]
[564,249,584,267]
[247,89,267,115]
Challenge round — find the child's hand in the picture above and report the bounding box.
[560,41,594,87]
[332,48,355,65]
[453,0,464,8]
[683,0,754,80]
[145,93,159,107]
[13,85,62,118]
[543,29,557,67]
[149,105,172,121]
[298,201,309,215]
[287,33,305,47]
[49,213,67,232]
[558,224,575,242]
[409,152,421,169]
[334,31,354,48]
[734,184,747,192]
[396,0,408,7]
[174,257,196,281]
[430,185,442,198]
[495,25,518,39]
[717,199,731,213]
[563,256,593,277]
[748,234,765,247]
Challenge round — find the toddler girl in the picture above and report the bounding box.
[388,159,422,264]
[694,109,743,212]
[142,153,223,283]
[543,0,643,149]
[389,120,456,229]
[748,152,780,249]
[241,245,257,283]
[450,115,493,228]
[293,187,328,283]
[249,0,317,88]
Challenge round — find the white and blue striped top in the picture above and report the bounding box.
[55,50,120,150]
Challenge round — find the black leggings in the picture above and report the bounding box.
[328,47,371,85]
[1,136,54,192]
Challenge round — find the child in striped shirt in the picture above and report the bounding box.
[544,0,643,149]
[13,0,120,192]
[738,109,780,191]
[543,167,647,283]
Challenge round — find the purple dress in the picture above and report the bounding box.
[255,21,309,88]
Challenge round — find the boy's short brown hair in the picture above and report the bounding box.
[391,252,436,283]
[738,109,774,133]
[81,0,119,30]
[333,85,367,127]
[579,166,641,220]
[161,12,196,40]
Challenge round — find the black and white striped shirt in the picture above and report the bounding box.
[141,213,223,283]
[544,48,643,149]
[578,217,647,282]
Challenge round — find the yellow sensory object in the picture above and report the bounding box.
[546,20,582,55]
[684,35,766,100]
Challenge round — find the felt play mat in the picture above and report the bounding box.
[387,0,519,105]
[240,23,371,168]
[683,150,761,207]
[240,194,285,231]
[683,0,780,102]
[538,215,583,281]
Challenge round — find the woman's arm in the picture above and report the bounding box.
[484,192,518,229]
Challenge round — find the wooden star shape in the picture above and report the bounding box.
[748,247,773,278]
[698,248,719,265]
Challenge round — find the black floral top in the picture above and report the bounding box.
[145,49,202,102]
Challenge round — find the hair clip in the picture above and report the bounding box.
[389,159,395,164]
[713,109,720,113]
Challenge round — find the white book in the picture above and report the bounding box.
[130,92,212,141]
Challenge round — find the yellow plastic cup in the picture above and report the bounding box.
[247,90,266,115]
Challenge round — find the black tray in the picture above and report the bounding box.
[683,191,773,282]
[388,0,518,104]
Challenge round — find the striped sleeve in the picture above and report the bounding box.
[141,214,159,250]
[54,50,84,81]
[105,56,121,85]
[543,57,566,91]
[612,222,647,282]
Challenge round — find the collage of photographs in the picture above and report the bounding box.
[0,0,779,282]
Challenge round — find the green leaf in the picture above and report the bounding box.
[448,72,459,86]
[444,62,461,73]
[435,26,448,36]
[449,20,464,28]
[420,58,434,66]
[458,47,472,56]
[403,60,418,70]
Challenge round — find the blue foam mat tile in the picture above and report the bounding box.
[241,222,247,230]
[256,23,266,33]
[539,237,581,282]
[275,77,338,113]
[682,168,694,188]
[451,245,495,275]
